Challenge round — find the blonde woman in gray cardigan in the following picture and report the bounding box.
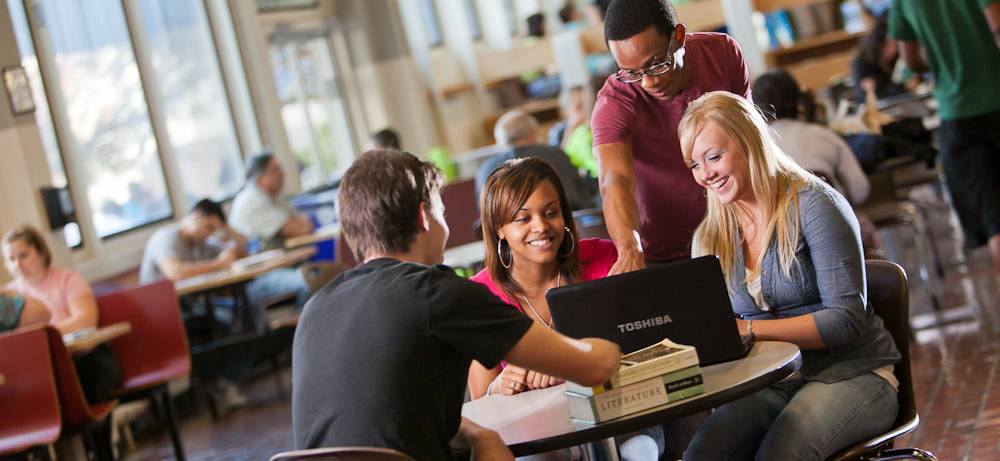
[679,91,900,461]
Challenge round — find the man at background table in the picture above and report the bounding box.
[889,0,1000,269]
[230,151,315,249]
[139,198,311,411]
[591,0,752,273]
[139,198,311,314]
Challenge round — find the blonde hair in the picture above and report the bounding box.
[678,91,814,285]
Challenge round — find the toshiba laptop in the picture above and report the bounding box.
[546,255,748,366]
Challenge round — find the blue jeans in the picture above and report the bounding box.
[684,373,898,461]
[246,267,312,310]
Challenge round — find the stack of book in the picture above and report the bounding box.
[565,338,704,423]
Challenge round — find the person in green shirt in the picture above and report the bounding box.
[889,0,1000,267]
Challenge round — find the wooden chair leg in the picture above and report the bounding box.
[157,385,186,461]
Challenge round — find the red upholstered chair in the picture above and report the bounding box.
[270,447,416,461]
[0,327,61,458]
[96,279,191,461]
[42,326,117,460]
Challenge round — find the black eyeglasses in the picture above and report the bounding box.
[614,34,677,84]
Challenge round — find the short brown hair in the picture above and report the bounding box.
[480,157,581,301]
[3,224,52,268]
[338,150,443,261]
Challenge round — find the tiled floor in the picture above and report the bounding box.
[128,184,1000,460]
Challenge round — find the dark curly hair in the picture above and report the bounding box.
[604,0,678,42]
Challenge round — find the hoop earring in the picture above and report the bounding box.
[497,239,512,269]
[560,227,576,257]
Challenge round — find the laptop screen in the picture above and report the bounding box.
[546,256,747,365]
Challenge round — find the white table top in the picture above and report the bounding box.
[462,341,801,455]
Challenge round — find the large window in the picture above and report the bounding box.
[7,0,81,247]
[9,0,262,250]
[29,0,172,238]
[419,0,443,47]
[465,0,482,40]
[269,33,357,189]
[135,0,244,206]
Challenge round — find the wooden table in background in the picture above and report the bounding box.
[175,247,317,297]
[63,322,131,354]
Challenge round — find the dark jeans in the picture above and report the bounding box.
[939,109,1000,248]
[73,344,123,404]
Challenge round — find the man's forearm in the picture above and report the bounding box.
[601,174,643,256]
[226,227,248,257]
[165,259,229,281]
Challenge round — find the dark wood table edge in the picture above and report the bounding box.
[509,350,804,456]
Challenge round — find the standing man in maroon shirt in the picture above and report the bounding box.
[592,0,753,273]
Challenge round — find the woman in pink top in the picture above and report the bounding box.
[470,158,665,461]
[469,158,617,399]
[3,224,121,402]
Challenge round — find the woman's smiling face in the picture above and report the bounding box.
[498,180,567,268]
[685,121,753,205]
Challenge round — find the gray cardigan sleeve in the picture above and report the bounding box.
[800,186,868,348]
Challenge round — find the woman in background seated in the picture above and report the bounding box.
[753,69,883,258]
[0,289,50,332]
[468,157,663,461]
[3,225,121,402]
[753,69,870,205]
[679,92,900,461]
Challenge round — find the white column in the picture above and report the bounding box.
[721,0,766,78]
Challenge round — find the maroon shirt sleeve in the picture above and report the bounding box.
[591,78,637,147]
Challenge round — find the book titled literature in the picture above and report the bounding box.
[565,366,704,423]
[570,338,699,393]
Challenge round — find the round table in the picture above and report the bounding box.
[461,341,802,457]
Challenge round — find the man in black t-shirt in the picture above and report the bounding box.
[292,150,621,461]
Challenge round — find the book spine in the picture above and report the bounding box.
[567,373,705,423]
[614,349,699,387]
[568,365,701,396]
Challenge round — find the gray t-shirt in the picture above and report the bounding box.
[139,223,224,283]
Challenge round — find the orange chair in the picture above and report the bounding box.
[43,326,117,460]
[270,447,416,461]
[0,327,61,458]
[96,280,192,461]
